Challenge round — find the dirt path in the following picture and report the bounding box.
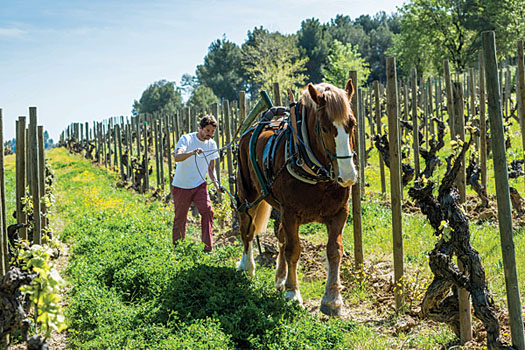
[215,227,515,349]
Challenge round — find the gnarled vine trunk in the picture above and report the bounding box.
[408,136,512,350]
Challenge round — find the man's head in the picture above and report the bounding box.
[197,115,218,141]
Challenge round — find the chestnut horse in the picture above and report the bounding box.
[236,80,357,316]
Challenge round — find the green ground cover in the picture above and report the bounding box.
[47,147,395,350]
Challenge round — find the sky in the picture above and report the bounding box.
[1,0,405,142]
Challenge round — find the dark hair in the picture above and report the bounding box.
[199,115,218,129]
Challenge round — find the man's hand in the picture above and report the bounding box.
[192,148,204,155]
[213,181,225,194]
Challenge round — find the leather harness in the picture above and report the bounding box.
[238,103,341,212]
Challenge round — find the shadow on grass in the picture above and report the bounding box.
[155,263,302,348]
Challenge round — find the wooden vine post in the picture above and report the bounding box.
[112,120,118,172]
[518,40,525,161]
[479,51,488,190]
[239,91,246,127]
[444,60,455,138]
[223,100,233,192]
[116,124,125,181]
[374,81,386,196]
[16,117,27,241]
[29,107,42,245]
[422,78,429,145]
[0,110,4,275]
[0,115,6,257]
[38,126,47,231]
[165,115,173,182]
[143,115,149,191]
[349,70,363,268]
[386,57,404,311]
[453,82,467,203]
[483,31,525,350]
[213,102,222,203]
[411,68,420,178]
[273,83,281,106]
[428,78,434,135]
[153,118,160,187]
[469,68,478,152]
[357,88,366,193]
[159,118,165,188]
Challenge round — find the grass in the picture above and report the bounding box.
[44,147,411,349]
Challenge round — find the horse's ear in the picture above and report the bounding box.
[307,83,324,105]
[345,79,354,100]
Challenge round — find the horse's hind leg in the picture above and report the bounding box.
[320,208,347,316]
[275,220,287,290]
[237,201,272,277]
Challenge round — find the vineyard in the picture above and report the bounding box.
[1,25,525,350]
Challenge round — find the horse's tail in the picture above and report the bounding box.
[253,201,272,237]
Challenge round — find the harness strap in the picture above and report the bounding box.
[292,104,330,179]
[248,121,270,197]
[288,89,324,179]
[288,89,302,166]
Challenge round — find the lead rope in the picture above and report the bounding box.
[193,149,236,202]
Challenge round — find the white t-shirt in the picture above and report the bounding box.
[172,132,219,189]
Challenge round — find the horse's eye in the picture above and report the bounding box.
[321,127,328,133]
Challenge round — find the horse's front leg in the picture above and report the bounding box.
[278,211,302,304]
[237,207,257,277]
[320,208,347,316]
[238,201,272,277]
[275,216,287,291]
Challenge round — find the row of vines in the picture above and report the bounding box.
[59,33,525,349]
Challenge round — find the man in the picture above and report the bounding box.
[172,115,223,252]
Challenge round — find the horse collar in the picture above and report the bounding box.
[287,103,333,183]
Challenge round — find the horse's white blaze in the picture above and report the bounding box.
[334,123,357,186]
[237,241,255,277]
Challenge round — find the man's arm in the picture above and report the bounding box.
[174,147,203,162]
[208,159,224,193]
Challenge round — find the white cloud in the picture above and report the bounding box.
[0,27,26,38]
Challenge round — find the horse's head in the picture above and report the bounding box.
[303,80,358,187]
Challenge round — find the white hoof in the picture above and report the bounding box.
[275,277,286,291]
[285,289,303,305]
[237,245,255,277]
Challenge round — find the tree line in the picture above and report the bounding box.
[133,0,524,117]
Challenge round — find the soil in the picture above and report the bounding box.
[215,216,516,350]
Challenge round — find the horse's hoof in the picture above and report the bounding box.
[237,253,255,277]
[285,290,303,305]
[320,301,343,316]
[275,277,286,291]
[237,265,255,277]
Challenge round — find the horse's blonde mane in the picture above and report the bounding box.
[300,83,351,124]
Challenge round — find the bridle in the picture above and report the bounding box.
[312,106,356,181]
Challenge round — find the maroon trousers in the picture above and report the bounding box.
[171,183,214,252]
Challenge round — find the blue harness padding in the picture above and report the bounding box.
[262,120,288,186]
